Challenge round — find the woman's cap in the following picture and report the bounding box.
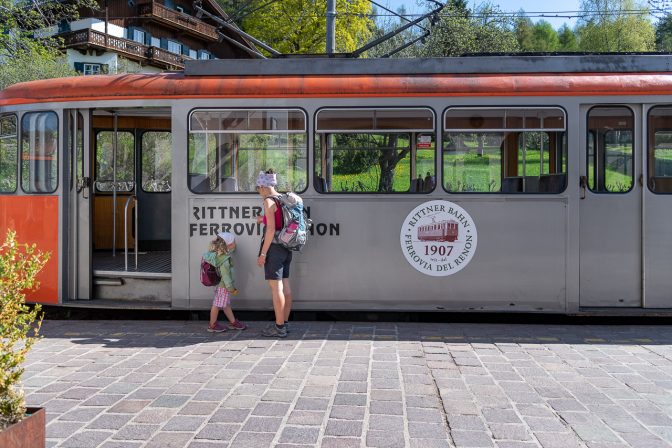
[256,171,278,187]
[217,232,235,245]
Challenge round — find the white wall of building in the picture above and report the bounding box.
[65,50,164,74]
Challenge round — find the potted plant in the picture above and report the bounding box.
[0,230,49,448]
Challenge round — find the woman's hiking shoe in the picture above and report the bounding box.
[228,320,247,330]
[207,322,227,333]
[261,324,287,338]
[284,321,289,334]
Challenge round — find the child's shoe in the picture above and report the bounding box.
[228,320,247,330]
[207,322,227,333]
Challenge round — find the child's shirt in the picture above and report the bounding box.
[203,250,235,290]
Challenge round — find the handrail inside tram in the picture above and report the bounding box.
[123,195,138,272]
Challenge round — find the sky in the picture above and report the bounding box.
[382,0,582,29]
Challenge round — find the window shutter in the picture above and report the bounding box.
[164,0,174,8]
[160,37,168,49]
[145,32,152,46]
[74,62,84,73]
[182,44,190,56]
[126,26,134,40]
[101,64,109,74]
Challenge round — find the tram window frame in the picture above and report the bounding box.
[314,107,436,194]
[141,130,172,193]
[0,114,18,194]
[20,111,59,194]
[442,107,568,194]
[647,105,672,194]
[188,108,308,194]
[94,129,136,193]
[586,106,634,195]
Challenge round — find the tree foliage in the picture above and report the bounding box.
[575,0,655,51]
[0,230,48,429]
[0,0,96,89]
[420,2,519,56]
[656,14,672,52]
[558,24,579,51]
[219,0,373,54]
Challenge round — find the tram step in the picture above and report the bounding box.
[94,276,171,302]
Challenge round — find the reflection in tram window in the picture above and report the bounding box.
[21,111,58,194]
[95,131,135,192]
[142,131,172,192]
[648,106,672,193]
[188,109,307,193]
[443,108,567,193]
[587,107,633,193]
[314,108,435,193]
[0,115,17,193]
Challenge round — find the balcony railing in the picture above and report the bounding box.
[138,1,219,41]
[62,29,189,69]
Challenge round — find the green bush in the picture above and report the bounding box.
[0,230,49,430]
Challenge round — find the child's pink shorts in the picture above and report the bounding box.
[213,287,231,309]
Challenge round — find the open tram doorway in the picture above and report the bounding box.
[67,107,173,306]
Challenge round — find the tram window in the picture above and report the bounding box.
[188,109,307,193]
[142,131,171,192]
[21,111,58,194]
[443,108,567,193]
[586,107,634,194]
[314,108,435,193]
[648,106,672,193]
[95,131,135,192]
[0,115,17,193]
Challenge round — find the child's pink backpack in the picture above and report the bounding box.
[200,258,220,286]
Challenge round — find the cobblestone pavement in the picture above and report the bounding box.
[22,320,672,448]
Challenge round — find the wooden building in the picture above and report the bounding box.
[48,0,255,74]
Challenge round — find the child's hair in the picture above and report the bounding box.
[209,236,229,255]
[265,168,275,174]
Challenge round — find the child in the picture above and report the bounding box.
[203,232,247,332]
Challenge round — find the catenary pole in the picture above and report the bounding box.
[326,0,336,55]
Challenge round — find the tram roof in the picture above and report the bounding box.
[185,54,672,76]
[4,55,672,106]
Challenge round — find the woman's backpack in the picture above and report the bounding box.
[272,192,312,251]
[200,258,220,286]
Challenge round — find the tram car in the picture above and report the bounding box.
[417,220,458,242]
[3,55,672,314]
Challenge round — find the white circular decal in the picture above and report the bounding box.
[400,200,478,276]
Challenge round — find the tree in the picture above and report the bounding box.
[420,2,519,56]
[530,21,560,52]
[0,0,96,89]
[576,0,655,52]
[656,14,672,51]
[558,24,579,51]
[514,13,535,51]
[219,0,373,54]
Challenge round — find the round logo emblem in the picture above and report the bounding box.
[400,200,478,276]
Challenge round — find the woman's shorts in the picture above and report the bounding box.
[264,243,292,280]
[213,287,231,309]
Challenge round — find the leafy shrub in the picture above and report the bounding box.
[0,230,49,430]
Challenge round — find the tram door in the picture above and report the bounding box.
[579,105,641,307]
[66,110,93,300]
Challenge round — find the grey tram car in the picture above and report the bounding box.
[1,55,672,314]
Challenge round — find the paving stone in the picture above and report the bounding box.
[451,430,495,447]
[365,430,406,448]
[279,426,321,444]
[229,432,275,447]
[287,410,326,426]
[145,432,193,448]
[325,419,363,436]
[195,423,241,441]
[162,415,207,431]
[242,416,283,432]
[330,405,366,420]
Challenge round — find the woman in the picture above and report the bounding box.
[255,169,292,338]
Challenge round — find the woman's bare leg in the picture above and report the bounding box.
[268,279,285,325]
[282,278,292,322]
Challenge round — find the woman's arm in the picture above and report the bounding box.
[258,198,277,266]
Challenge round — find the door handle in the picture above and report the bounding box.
[579,175,587,199]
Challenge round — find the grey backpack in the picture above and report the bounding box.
[272,193,312,251]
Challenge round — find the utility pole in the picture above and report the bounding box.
[326,0,336,54]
